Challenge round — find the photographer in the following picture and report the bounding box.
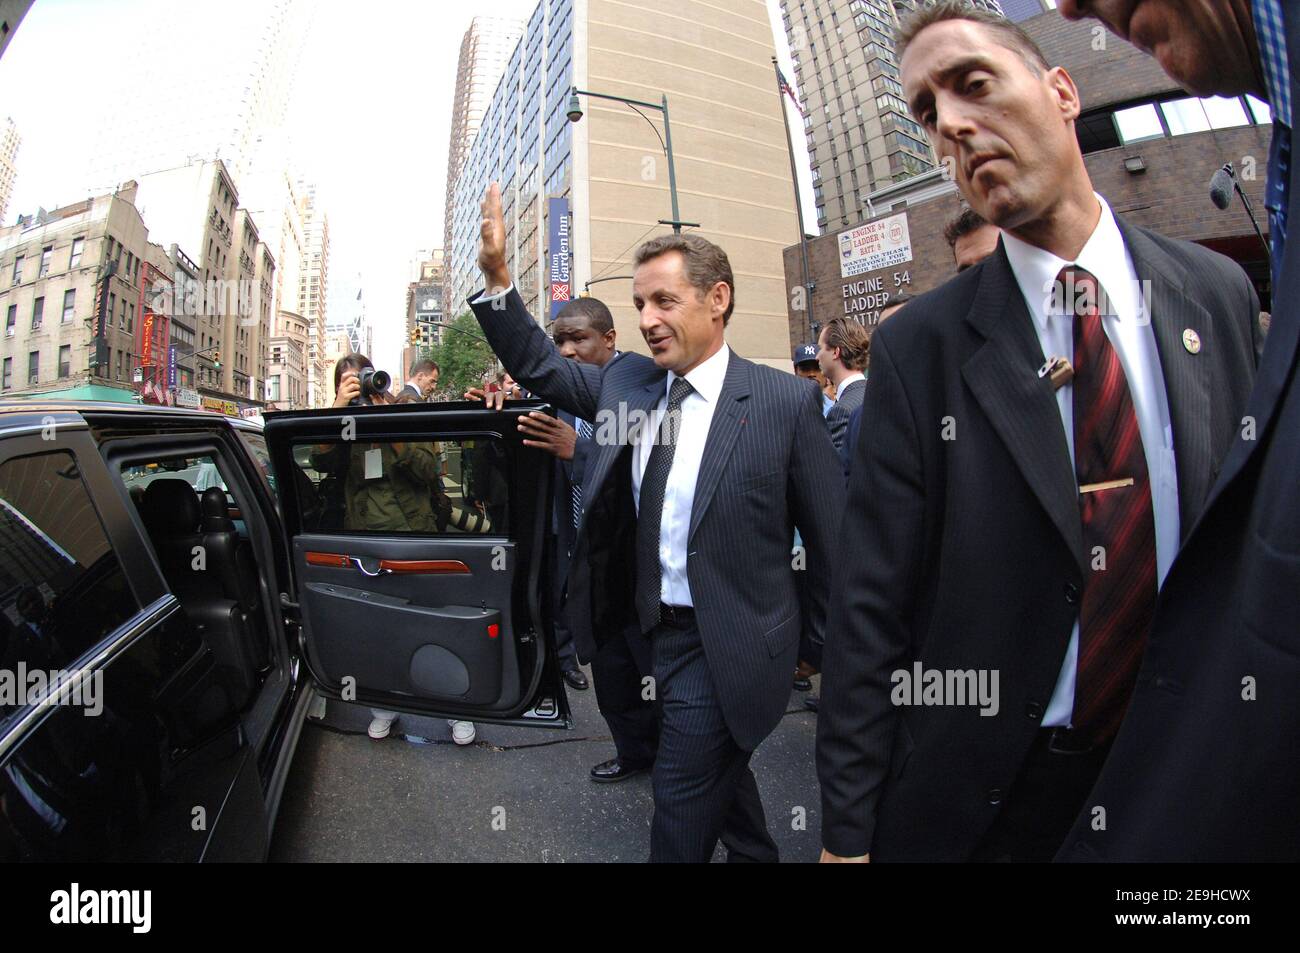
[319,354,478,746]
[313,354,442,534]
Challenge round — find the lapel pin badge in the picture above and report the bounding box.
[1182,328,1202,354]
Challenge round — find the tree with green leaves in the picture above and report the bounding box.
[428,310,498,400]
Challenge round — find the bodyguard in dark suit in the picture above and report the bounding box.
[1054,0,1299,861]
[515,297,660,781]
[818,316,869,456]
[817,5,1262,862]
[472,185,844,861]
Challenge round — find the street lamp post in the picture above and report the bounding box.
[566,86,699,234]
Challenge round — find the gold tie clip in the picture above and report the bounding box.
[1078,477,1135,495]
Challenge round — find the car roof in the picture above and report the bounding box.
[0,400,263,433]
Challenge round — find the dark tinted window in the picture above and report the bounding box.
[0,451,138,714]
[290,437,508,536]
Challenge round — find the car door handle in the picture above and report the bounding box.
[305,551,471,575]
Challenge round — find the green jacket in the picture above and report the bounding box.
[313,442,443,533]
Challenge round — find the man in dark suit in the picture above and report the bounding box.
[817,317,869,456]
[1053,0,1298,861]
[398,359,438,402]
[817,3,1262,862]
[515,296,663,781]
[472,184,844,862]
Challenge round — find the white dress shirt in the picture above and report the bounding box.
[1001,194,1181,728]
[835,372,866,399]
[632,344,731,607]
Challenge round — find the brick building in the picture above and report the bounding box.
[784,12,1276,353]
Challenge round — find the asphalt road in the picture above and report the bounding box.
[269,670,823,862]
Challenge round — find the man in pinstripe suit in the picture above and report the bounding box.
[471,183,844,862]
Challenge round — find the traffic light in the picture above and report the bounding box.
[212,351,221,369]
[409,327,420,347]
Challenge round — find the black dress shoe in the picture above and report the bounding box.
[804,695,819,713]
[793,676,812,691]
[563,668,589,690]
[590,757,651,783]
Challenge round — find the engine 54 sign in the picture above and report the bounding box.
[838,211,914,278]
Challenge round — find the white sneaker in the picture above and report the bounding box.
[368,712,397,740]
[449,720,476,745]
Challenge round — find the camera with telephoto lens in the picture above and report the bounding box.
[351,368,392,405]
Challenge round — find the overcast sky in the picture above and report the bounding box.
[0,0,810,375]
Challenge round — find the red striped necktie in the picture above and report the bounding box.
[1065,267,1157,746]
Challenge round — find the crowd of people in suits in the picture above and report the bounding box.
[461,0,1295,863]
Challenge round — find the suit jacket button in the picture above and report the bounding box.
[1025,702,1044,720]
[1064,582,1080,605]
[987,788,1003,805]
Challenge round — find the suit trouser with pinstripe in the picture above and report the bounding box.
[648,618,779,863]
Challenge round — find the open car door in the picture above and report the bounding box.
[263,400,570,729]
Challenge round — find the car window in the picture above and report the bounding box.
[290,436,510,536]
[121,454,228,495]
[236,430,276,500]
[0,450,139,718]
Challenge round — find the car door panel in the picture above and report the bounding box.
[294,535,516,710]
[264,402,569,729]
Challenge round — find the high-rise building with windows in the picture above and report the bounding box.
[444,16,524,320]
[0,116,18,224]
[778,0,1006,233]
[448,0,801,368]
[297,180,330,407]
[80,0,316,196]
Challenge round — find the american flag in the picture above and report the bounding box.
[776,64,805,117]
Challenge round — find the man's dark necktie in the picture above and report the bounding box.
[635,377,693,632]
[572,417,593,530]
[1066,267,1157,746]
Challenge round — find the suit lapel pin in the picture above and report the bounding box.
[1182,328,1202,354]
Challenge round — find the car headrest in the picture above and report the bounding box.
[141,479,201,536]
[128,484,145,507]
[200,486,235,533]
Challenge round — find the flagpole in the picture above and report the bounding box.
[772,56,816,341]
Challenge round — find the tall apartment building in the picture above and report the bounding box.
[778,0,1006,233]
[448,0,802,368]
[407,249,446,349]
[444,16,525,320]
[132,159,274,403]
[80,0,315,196]
[297,180,330,406]
[0,116,17,224]
[1,186,165,399]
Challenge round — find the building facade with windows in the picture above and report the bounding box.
[449,0,802,368]
[407,249,446,350]
[297,180,330,407]
[0,116,18,225]
[131,159,273,406]
[782,9,1276,347]
[267,308,309,410]
[778,0,1007,234]
[444,16,525,321]
[1,187,158,399]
